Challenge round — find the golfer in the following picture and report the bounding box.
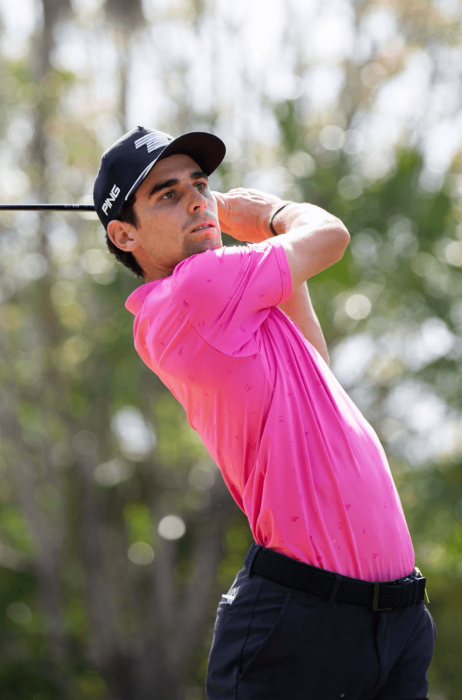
[93,127,436,699]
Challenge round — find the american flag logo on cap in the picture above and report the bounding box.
[134,131,173,153]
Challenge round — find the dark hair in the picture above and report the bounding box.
[105,192,145,278]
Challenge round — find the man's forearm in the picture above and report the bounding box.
[273,202,331,366]
[278,282,329,366]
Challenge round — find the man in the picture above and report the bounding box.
[93,126,436,699]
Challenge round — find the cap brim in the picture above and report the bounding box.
[125,131,226,201]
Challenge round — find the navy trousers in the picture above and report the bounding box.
[206,548,436,700]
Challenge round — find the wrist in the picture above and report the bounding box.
[269,202,291,236]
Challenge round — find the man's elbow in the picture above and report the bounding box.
[331,222,350,261]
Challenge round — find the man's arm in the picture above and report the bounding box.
[213,189,349,365]
[271,201,338,365]
[267,199,349,287]
[278,283,330,365]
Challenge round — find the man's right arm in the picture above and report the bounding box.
[267,202,350,288]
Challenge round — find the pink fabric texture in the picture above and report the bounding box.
[126,240,414,582]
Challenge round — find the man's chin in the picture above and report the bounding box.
[186,239,223,256]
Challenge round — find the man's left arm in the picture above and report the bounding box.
[277,282,329,366]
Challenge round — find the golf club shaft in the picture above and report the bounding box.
[0,204,96,211]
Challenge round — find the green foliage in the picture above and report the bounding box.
[218,515,254,587]
[123,501,153,545]
[1,1,462,698]
[0,506,33,554]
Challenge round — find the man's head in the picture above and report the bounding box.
[93,127,226,280]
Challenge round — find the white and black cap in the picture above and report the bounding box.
[93,126,226,228]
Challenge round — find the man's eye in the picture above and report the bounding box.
[196,182,208,191]
[161,191,175,199]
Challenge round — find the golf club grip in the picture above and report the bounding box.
[0,204,96,211]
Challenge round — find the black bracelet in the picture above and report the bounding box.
[269,202,291,236]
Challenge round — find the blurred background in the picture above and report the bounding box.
[0,0,462,698]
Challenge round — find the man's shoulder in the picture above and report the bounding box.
[125,277,172,316]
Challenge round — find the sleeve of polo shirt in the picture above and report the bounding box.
[171,240,293,356]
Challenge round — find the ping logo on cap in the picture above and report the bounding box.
[135,131,173,153]
[102,184,121,216]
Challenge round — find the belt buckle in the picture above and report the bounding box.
[414,567,430,604]
[373,581,393,612]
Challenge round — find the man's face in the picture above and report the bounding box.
[125,153,221,279]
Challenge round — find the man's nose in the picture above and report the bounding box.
[188,186,207,212]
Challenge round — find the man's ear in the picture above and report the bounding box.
[107,219,140,252]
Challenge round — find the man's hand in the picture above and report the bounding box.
[213,188,284,243]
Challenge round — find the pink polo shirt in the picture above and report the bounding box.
[126,240,414,582]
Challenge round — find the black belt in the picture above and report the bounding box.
[246,544,427,612]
